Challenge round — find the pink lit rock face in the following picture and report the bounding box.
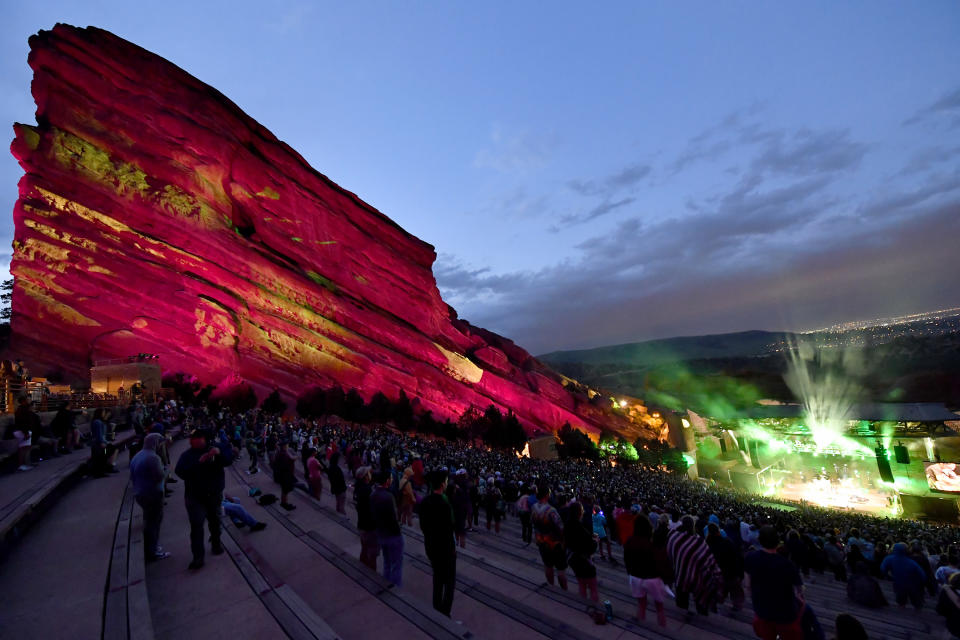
[9,24,659,439]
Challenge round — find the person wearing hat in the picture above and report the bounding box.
[175,429,234,570]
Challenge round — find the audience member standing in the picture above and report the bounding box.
[624,513,669,627]
[744,525,804,640]
[175,429,233,570]
[565,501,600,602]
[129,433,170,562]
[847,561,888,608]
[11,396,39,471]
[449,470,470,548]
[353,466,379,571]
[327,451,347,515]
[273,440,297,511]
[398,467,417,526]
[371,470,404,586]
[419,469,457,616]
[531,485,568,590]
[880,542,927,610]
[516,484,533,545]
[306,448,325,499]
[707,521,745,611]
[667,515,724,616]
[50,400,82,453]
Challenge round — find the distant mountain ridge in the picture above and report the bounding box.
[539,329,789,367]
[539,311,960,410]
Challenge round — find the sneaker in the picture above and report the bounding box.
[17,465,33,472]
[147,551,171,562]
[211,544,224,556]
[250,522,267,532]
[188,560,204,570]
[280,503,296,511]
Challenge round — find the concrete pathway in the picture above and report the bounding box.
[145,439,286,640]
[0,452,129,639]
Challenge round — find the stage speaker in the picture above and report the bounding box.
[748,440,761,469]
[893,445,910,465]
[875,447,895,483]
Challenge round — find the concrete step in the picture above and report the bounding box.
[223,464,476,640]
[488,513,943,637]
[259,463,735,640]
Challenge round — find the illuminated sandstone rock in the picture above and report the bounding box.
[9,24,658,439]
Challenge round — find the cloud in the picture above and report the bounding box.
[669,103,765,173]
[480,186,551,220]
[559,163,650,226]
[857,169,960,221]
[442,137,957,354]
[450,189,960,354]
[670,106,866,180]
[558,197,636,226]
[566,164,650,197]
[903,86,960,129]
[900,145,960,175]
[751,128,866,176]
[474,125,559,173]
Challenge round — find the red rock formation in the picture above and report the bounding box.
[9,24,659,439]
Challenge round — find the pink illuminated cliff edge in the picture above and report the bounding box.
[9,24,662,439]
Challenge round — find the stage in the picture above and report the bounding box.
[773,476,897,516]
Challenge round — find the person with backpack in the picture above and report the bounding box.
[532,485,568,590]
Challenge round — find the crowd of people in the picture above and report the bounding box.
[45,399,960,639]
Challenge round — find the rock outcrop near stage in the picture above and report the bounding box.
[9,24,661,439]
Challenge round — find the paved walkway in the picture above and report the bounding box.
[146,439,285,640]
[0,451,129,639]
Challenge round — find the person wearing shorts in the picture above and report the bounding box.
[531,485,568,590]
[624,512,669,627]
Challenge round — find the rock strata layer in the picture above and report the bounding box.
[10,24,661,439]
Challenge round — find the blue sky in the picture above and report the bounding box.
[2,2,959,353]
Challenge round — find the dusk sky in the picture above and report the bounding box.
[2,2,958,354]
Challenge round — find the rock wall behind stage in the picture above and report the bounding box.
[9,24,660,439]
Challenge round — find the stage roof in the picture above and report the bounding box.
[735,403,959,423]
